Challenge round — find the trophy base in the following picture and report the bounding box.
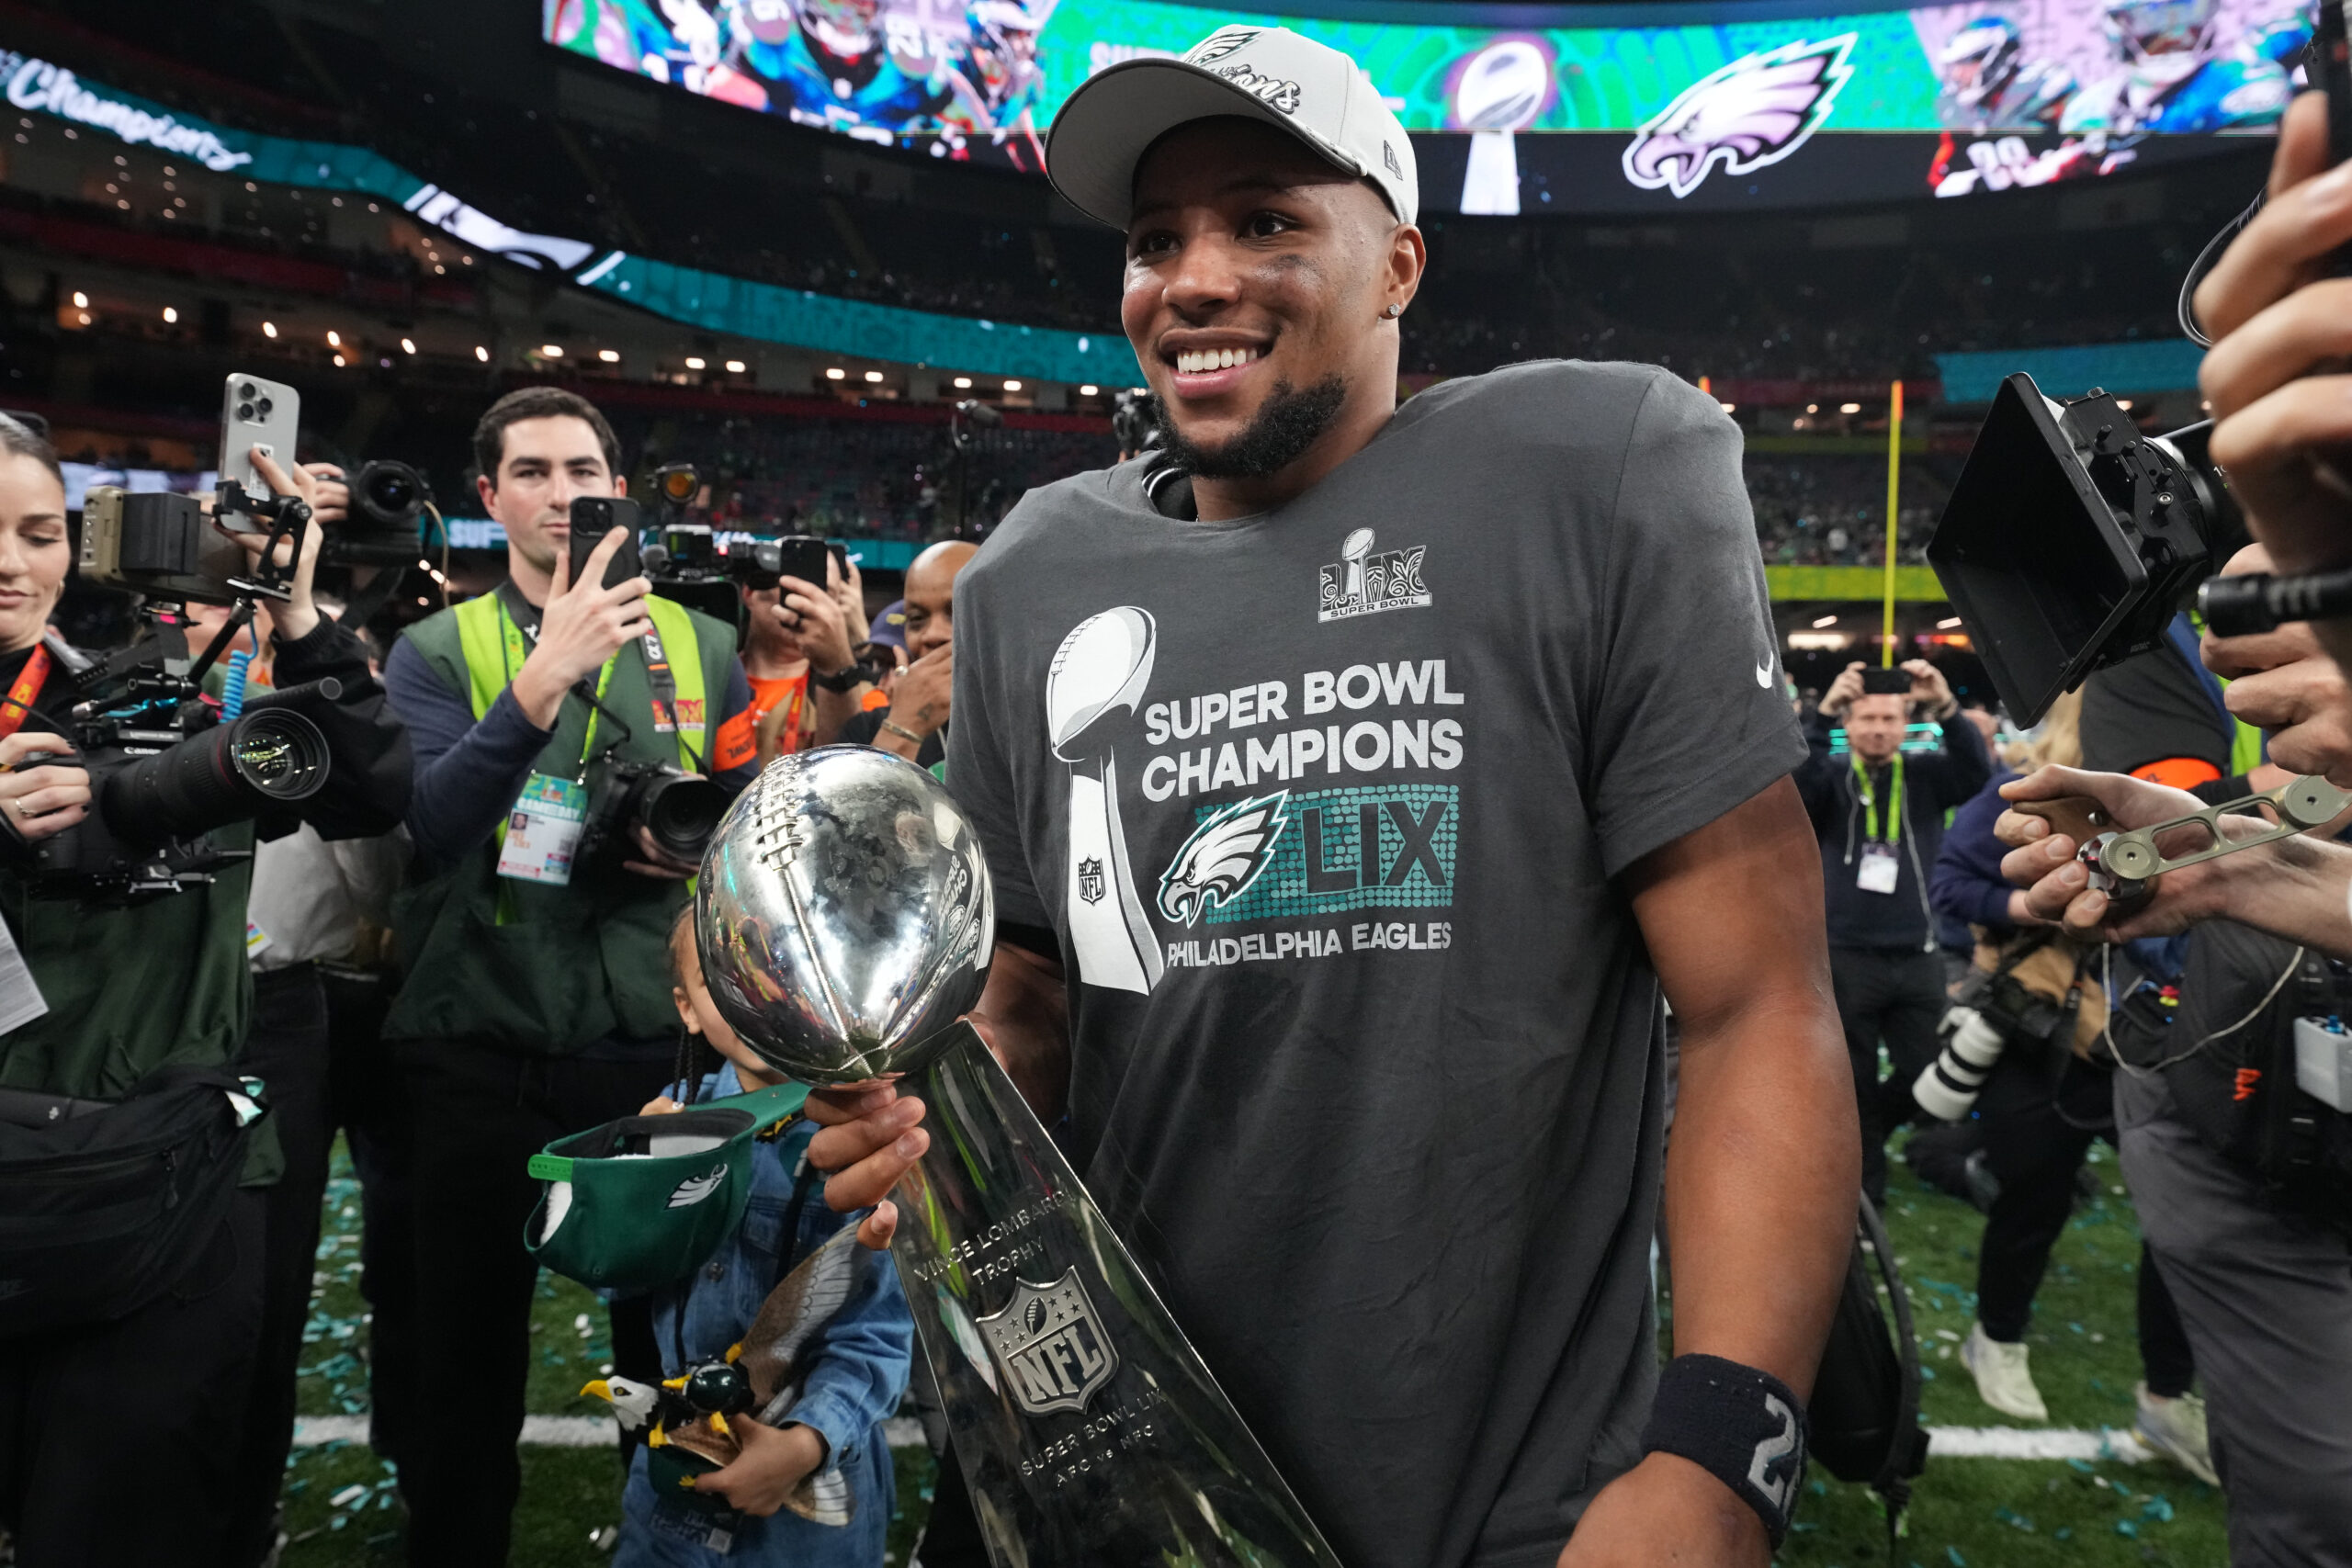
[888,1022,1341,1568]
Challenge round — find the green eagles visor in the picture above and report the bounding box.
[525,1079,808,1292]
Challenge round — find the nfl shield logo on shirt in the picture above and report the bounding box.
[978,1269,1121,1416]
[1076,857,1106,905]
[1318,527,1431,622]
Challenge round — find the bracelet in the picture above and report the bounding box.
[880,719,926,746]
[1639,1354,1808,1548]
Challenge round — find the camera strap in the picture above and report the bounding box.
[0,644,50,739]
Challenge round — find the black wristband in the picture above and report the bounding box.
[1639,1354,1807,1549]
[808,660,869,694]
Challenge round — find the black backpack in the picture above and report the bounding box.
[0,1063,266,1337]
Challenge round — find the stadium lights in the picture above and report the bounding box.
[1003,379,1023,392]
[2115,398,2134,411]
[684,356,707,370]
[953,376,972,389]
[71,291,87,309]
[1812,615,1839,629]
[326,330,341,347]
[401,337,417,355]
[1718,401,1736,414]
[262,321,278,338]
[1806,403,1818,413]
[161,306,176,323]
[541,344,563,357]
[599,348,621,363]
[332,353,346,367]
[1080,384,1099,396]
[475,344,490,362]
[725,359,747,374]
[1839,402,1861,413]
[826,367,846,380]
[864,370,884,383]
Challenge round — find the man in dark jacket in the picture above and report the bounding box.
[1796,657,1991,1202]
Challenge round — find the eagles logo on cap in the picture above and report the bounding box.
[1186,28,1260,64]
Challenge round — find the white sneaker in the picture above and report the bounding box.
[1961,1322,2049,1421]
[2135,1382,2219,1486]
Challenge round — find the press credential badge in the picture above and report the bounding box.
[498,773,590,886]
[1856,841,1900,896]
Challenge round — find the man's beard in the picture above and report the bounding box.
[1151,375,1346,481]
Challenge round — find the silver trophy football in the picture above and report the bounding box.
[698,746,1340,1568]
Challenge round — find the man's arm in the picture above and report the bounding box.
[1925,702,1994,809]
[381,638,553,871]
[1562,777,1858,1567]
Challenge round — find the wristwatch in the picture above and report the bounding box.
[808,660,868,694]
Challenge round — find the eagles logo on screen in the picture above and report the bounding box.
[1622,34,1857,199]
[1186,28,1262,66]
[1158,793,1288,927]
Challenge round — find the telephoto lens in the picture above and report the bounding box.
[1914,1005,2008,1121]
[99,706,331,841]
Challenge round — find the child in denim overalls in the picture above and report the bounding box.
[615,908,913,1565]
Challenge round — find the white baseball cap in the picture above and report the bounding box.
[1045,24,1419,231]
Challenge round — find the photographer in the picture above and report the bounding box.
[0,417,410,1567]
[377,387,759,1566]
[2196,89,2352,682]
[1797,657,1993,1203]
[740,551,869,764]
[834,540,972,772]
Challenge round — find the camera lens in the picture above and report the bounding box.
[237,402,255,423]
[637,772,725,863]
[239,381,256,400]
[98,708,329,845]
[256,397,273,417]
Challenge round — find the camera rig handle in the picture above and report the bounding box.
[2022,776,2352,902]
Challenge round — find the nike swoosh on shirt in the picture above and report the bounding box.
[1755,658,1774,688]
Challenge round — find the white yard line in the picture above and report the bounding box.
[293,1416,2154,1462]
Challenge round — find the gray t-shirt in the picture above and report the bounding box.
[946,360,1804,1568]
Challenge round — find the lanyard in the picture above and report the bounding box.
[1851,750,1904,846]
[492,583,705,776]
[0,644,49,739]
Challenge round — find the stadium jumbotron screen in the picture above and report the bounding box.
[543,0,2312,213]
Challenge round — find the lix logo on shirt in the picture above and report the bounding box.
[1318,527,1430,622]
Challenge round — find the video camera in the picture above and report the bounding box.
[634,465,738,624]
[47,474,330,896]
[1928,374,2247,728]
[325,458,435,567]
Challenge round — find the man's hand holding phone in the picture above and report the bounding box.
[510,526,654,731]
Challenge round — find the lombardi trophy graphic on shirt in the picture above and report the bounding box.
[1047,607,1164,994]
[696,747,1343,1568]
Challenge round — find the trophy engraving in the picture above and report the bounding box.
[698,747,1341,1568]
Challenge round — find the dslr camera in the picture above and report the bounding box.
[580,759,725,867]
[1915,961,2082,1121]
[324,459,435,566]
[635,466,738,624]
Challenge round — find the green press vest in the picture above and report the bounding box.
[382,591,735,1054]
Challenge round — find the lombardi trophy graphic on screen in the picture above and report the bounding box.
[1047,607,1162,995]
[696,748,1340,1568]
